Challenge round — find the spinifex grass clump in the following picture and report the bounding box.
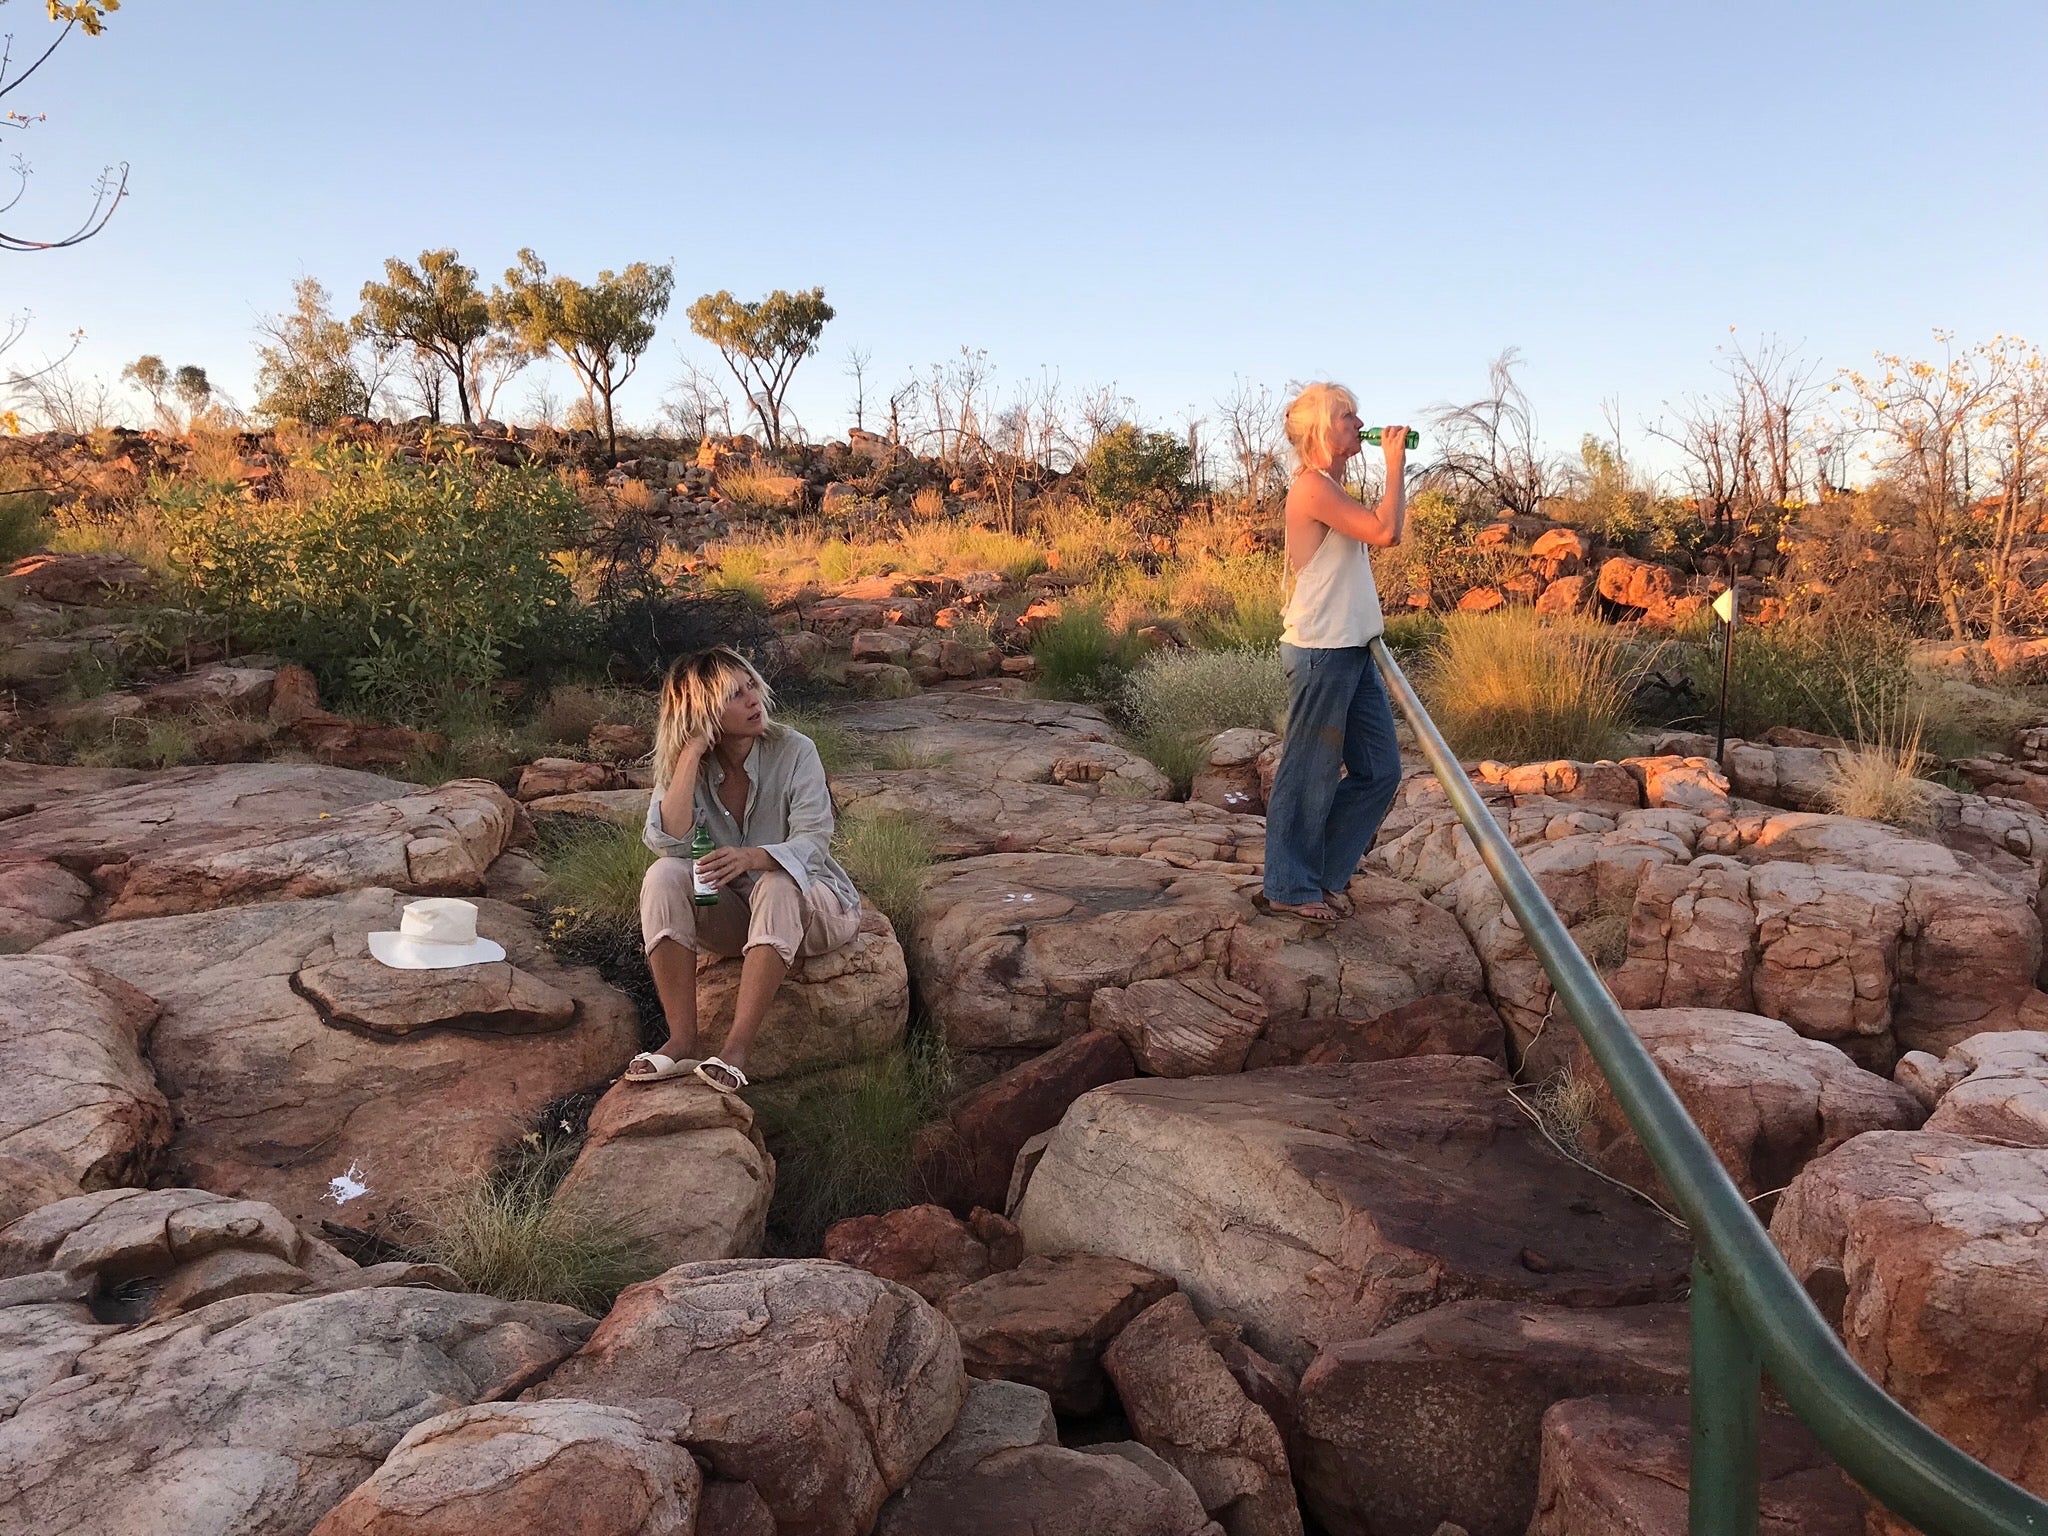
[536,816,657,968]
[1118,645,1287,793]
[1822,698,1940,831]
[1420,609,1639,764]
[1031,601,1144,702]
[422,1141,657,1316]
[833,809,935,938]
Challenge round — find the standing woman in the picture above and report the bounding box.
[1263,383,1410,922]
[625,646,863,1093]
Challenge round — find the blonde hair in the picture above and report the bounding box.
[652,646,776,788]
[1283,382,1359,472]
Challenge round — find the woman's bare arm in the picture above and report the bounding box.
[1293,454,1408,549]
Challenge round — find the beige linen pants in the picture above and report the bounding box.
[640,858,858,967]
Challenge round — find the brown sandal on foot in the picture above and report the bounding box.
[1270,900,1342,923]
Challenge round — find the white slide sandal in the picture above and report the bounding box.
[624,1052,698,1083]
[694,1057,750,1095]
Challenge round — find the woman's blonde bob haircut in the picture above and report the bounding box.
[652,645,777,788]
[1283,382,1359,472]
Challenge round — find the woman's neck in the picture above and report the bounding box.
[714,733,758,772]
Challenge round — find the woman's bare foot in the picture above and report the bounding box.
[1270,900,1341,923]
[1322,890,1355,917]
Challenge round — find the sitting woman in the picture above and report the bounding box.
[625,645,862,1094]
[1263,382,1410,922]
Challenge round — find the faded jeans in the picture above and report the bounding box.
[1262,643,1403,907]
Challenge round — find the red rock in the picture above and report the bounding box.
[1241,995,1507,1070]
[941,1251,1176,1415]
[586,722,652,760]
[912,1029,1135,1215]
[3,550,153,604]
[1456,587,1505,613]
[514,757,620,800]
[1534,575,1588,615]
[292,711,446,770]
[822,1203,1021,1303]
[267,664,322,725]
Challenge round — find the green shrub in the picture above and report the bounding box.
[1120,646,1285,741]
[155,437,585,719]
[1682,616,1912,740]
[1130,727,1212,797]
[537,816,657,966]
[1080,423,1193,518]
[834,809,935,937]
[422,1141,658,1315]
[1420,610,1639,763]
[0,491,49,564]
[1381,611,1445,658]
[1032,602,1142,702]
[752,1029,954,1255]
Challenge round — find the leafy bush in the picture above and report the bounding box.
[422,1140,657,1315]
[156,438,585,718]
[1081,423,1193,518]
[1121,646,1285,740]
[1420,610,1640,763]
[0,491,49,564]
[834,809,935,938]
[598,589,779,688]
[1031,602,1142,702]
[1681,615,1913,740]
[752,1029,954,1255]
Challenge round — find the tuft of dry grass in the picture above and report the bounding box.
[909,486,946,521]
[1823,705,1939,830]
[834,809,936,939]
[717,463,800,511]
[1421,610,1641,764]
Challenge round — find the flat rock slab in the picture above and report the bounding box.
[1771,1130,2048,1507]
[522,787,653,827]
[552,1079,773,1269]
[0,762,151,822]
[913,853,1483,1059]
[0,1285,594,1536]
[0,764,523,921]
[0,859,93,949]
[0,954,169,1191]
[1294,1300,1690,1536]
[940,1251,1175,1415]
[1528,1395,1865,1536]
[1015,1058,1691,1373]
[527,1257,966,1536]
[827,693,1172,797]
[295,956,577,1037]
[37,888,639,1236]
[833,769,1267,867]
[308,1399,703,1536]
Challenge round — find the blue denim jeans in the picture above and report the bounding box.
[1262,643,1403,906]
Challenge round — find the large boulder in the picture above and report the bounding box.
[1771,1130,2048,1512]
[1104,1291,1302,1536]
[526,1258,967,1536]
[1576,1008,1924,1204]
[831,769,1267,869]
[1293,1301,1690,1536]
[690,903,908,1081]
[1528,1395,1865,1536]
[827,693,1172,797]
[551,1079,772,1269]
[0,764,522,920]
[1912,1030,2048,1143]
[0,954,169,1191]
[4,549,154,604]
[821,1204,1022,1304]
[912,854,1484,1069]
[308,1400,703,1536]
[940,1251,1175,1415]
[37,888,639,1236]
[911,1029,1135,1216]
[0,1284,593,1536]
[876,1379,1221,1536]
[0,859,93,949]
[1015,1059,1691,1373]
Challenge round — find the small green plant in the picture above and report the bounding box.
[537,817,657,965]
[421,1141,658,1315]
[0,491,50,564]
[1679,614,1912,741]
[752,1028,954,1255]
[1130,726,1212,797]
[780,708,860,774]
[1421,609,1640,764]
[1381,611,1446,657]
[1032,602,1141,702]
[834,809,935,938]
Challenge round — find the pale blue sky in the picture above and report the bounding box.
[5,0,2045,468]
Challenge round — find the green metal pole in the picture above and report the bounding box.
[1691,1255,1762,1536]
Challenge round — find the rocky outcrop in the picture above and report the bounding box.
[691,903,908,1081]
[1907,1030,2048,1143]
[0,1284,593,1536]
[38,888,638,1236]
[551,1080,773,1269]
[1105,1291,1302,1536]
[1014,1060,1691,1373]
[1294,1301,1690,1536]
[1528,1395,1865,1536]
[911,1029,1135,1216]
[4,550,154,605]
[1771,1131,2048,1511]
[308,1400,703,1536]
[1576,1008,1924,1204]
[0,955,169,1191]
[0,764,523,920]
[822,1204,1022,1304]
[940,1251,1175,1414]
[829,693,1173,797]
[527,1258,967,1536]
[1188,729,1281,817]
[1240,996,1507,1070]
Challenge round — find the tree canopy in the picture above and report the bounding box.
[686,287,834,451]
[253,277,382,426]
[357,249,514,425]
[0,0,127,252]
[492,250,673,458]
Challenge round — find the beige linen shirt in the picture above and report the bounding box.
[642,724,861,913]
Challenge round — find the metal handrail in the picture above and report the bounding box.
[1365,635,2048,1536]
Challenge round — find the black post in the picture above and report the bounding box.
[1716,587,1738,766]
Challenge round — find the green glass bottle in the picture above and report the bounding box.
[688,824,718,906]
[1361,427,1421,449]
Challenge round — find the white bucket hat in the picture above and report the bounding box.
[367,898,507,970]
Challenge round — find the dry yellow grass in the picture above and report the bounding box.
[1823,706,1939,830]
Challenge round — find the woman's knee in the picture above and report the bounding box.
[642,857,694,898]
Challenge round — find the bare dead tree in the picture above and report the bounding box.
[1428,348,1558,518]
[844,345,871,433]
[0,5,126,253]
[1217,377,1284,510]
[660,357,734,440]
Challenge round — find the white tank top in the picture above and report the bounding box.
[1281,472,1385,648]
